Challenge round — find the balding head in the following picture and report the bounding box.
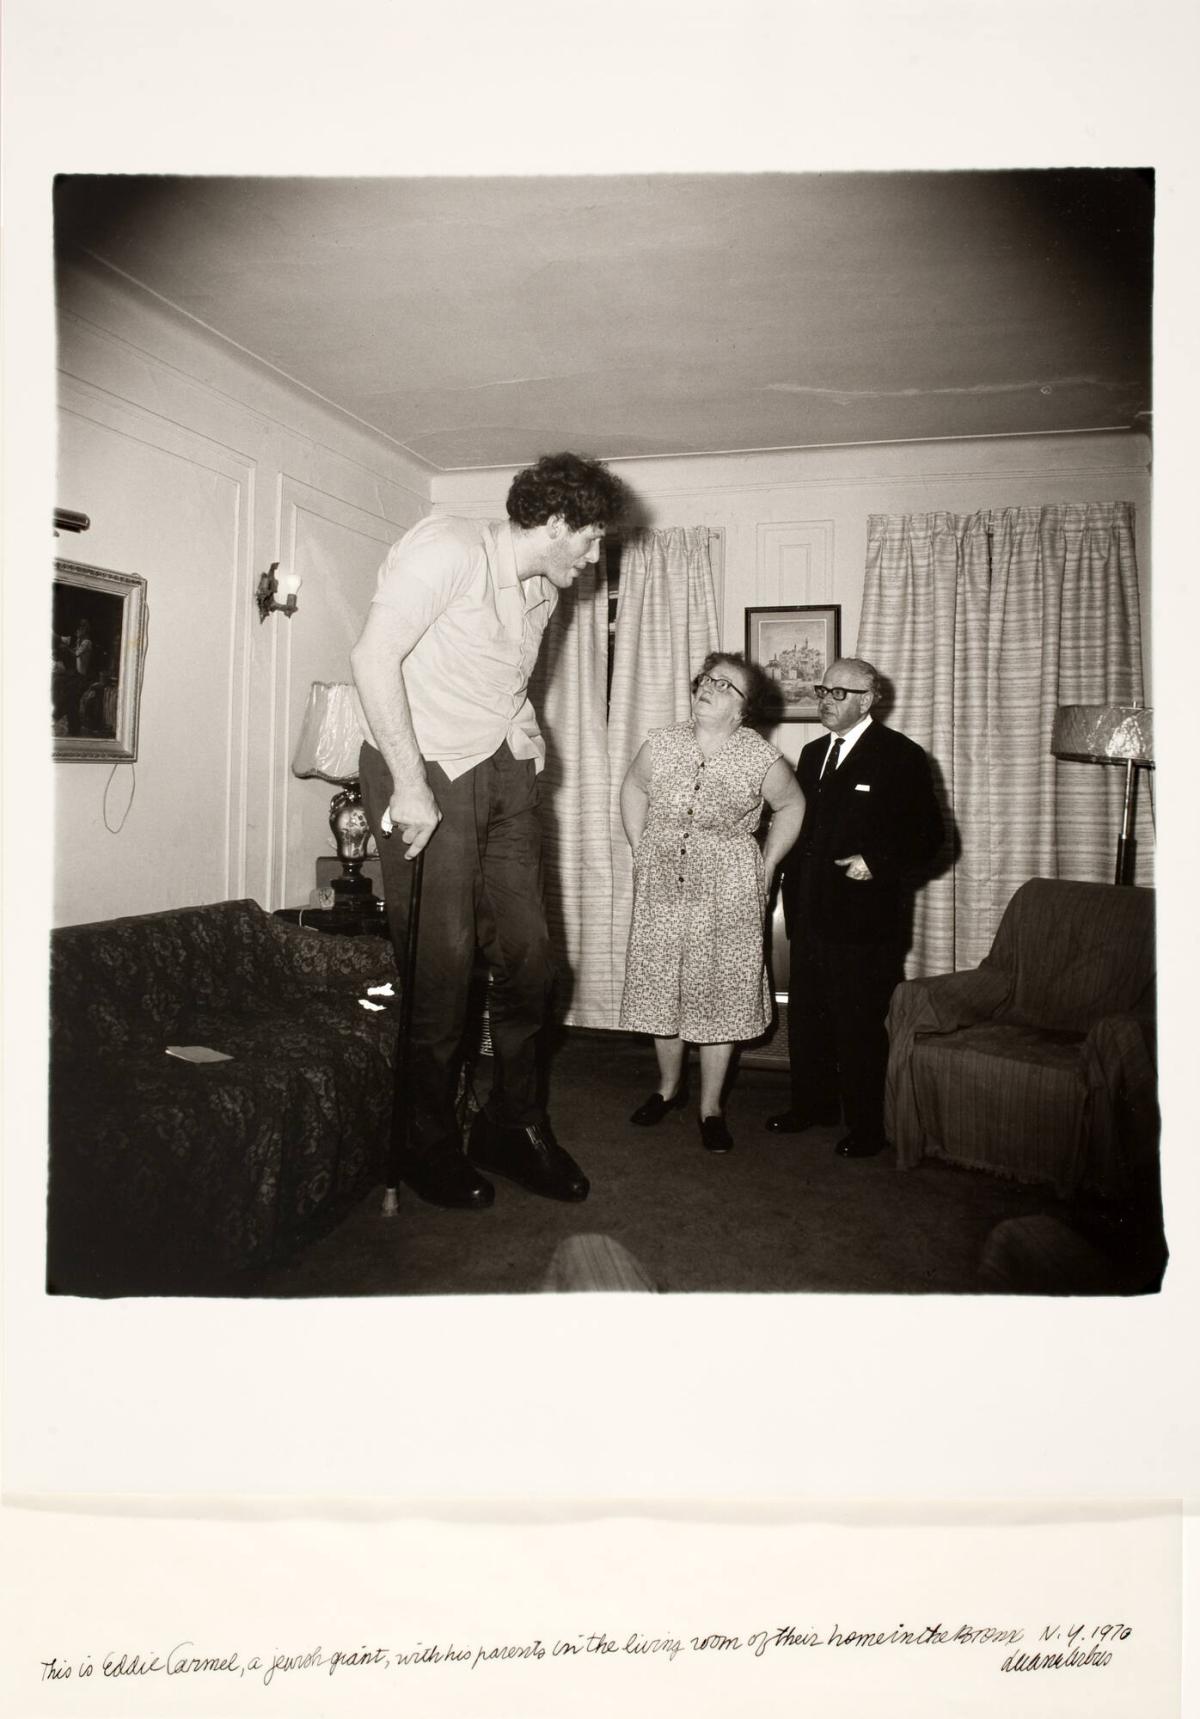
[817,657,880,735]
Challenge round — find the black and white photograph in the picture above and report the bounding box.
[5,5,1199,1714]
[44,168,1163,1303]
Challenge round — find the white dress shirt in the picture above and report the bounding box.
[823,712,873,771]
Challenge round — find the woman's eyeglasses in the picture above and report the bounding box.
[693,672,746,700]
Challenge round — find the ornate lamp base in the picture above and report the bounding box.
[329,783,387,932]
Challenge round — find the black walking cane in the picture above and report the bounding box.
[382,827,425,1217]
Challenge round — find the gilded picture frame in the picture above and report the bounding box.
[52,559,149,762]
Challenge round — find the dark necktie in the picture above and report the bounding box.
[821,736,843,784]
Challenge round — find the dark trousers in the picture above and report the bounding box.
[359,740,556,1161]
[786,925,903,1147]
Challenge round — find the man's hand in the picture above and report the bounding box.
[834,853,873,882]
[382,779,441,860]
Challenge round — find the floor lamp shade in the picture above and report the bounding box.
[1051,704,1154,885]
[1050,704,1153,767]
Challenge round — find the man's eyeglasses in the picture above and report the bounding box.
[813,684,867,703]
[693,672,746,700]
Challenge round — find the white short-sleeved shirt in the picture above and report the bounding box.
[356,514,557,781]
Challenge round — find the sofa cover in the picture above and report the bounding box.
[884,878,1156,1198]
[48,899,398,1294]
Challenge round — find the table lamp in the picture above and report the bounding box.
[291,681,385,929]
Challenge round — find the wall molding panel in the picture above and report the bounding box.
[54,269,430,927]
[259,477,416,911]
[756,519,835,606]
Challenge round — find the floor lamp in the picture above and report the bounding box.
[1050,703,1155,886]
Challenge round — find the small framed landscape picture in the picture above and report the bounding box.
[52,559,148,762]
[745,604,841,723]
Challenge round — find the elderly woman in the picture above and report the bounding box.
[618,651,805,1152]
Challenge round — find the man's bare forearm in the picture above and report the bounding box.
[350,610,442,856]
[351,641,426,789]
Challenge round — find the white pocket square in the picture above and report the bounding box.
[855,783,871,792]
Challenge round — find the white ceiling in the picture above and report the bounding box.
[55,171,1153,473]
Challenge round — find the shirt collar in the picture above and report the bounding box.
[492,520,551,612]
[830,712,873,752]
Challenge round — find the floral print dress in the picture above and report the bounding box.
[620,721,780,1043]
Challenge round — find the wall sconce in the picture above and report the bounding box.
[53,509,91,535]
[256,562,302,622]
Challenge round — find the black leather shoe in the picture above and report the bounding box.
[401,1152,495,1210]
[835,1133,888,1159]
[630,1089,687,1126]
[468,1112,590,1202]
[699,1114,734,1153]
[765,1109,839,1133]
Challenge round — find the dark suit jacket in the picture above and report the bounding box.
[781,720,944,945]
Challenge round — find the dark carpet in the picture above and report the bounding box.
[229,1030,1159,1298]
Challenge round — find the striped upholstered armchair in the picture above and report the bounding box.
[884,879,1156,1198]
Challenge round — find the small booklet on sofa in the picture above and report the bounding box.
[165,1044,234,1063]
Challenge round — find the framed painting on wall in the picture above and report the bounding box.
[52,560,148,762]
[745,603,841,723]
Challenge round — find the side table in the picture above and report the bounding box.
[274,906,390,940]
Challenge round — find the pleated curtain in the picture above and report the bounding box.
[528,565,615,1026]
[607,528,721,1020]
[858,502,1149,976]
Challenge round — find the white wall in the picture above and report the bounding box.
[54,257,431,927]
[435,431,1153,766]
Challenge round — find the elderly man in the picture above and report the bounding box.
[767,657,943,1157]
[352,452,627,1210]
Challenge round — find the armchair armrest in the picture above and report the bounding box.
[1079,1011,1160,1194]
[266,917,397,988]
[885,963,1011,1167]
[892,965,1011,1037]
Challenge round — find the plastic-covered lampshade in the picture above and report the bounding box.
[1051,704,1154,765]
[291,682,366,783]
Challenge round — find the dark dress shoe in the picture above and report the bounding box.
[468,1112,590,1202]
[765,1109,838,1133]
[699,1113,734,1153]
[630,1089,687,1126]
[835,1133,888,1159]
[401,1152,495,1210]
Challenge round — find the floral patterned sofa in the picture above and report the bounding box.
[47,899,398,1295]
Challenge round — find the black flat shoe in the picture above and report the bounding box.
[401,1152,495,1210]
[630,1089,687,1126]
[835,1133,888,1159]
[468,1113,590,1202]
[764,1108,839,1133]
[699,1114,734,1153]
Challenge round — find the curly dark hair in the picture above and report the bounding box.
[692,650,777,726]
[506,452,628,531]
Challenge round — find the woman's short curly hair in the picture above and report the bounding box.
[693,650,777,726]
[506,452,629,531]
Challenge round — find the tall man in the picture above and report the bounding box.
[766,657,943,1157]
[351,452,627,1210]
